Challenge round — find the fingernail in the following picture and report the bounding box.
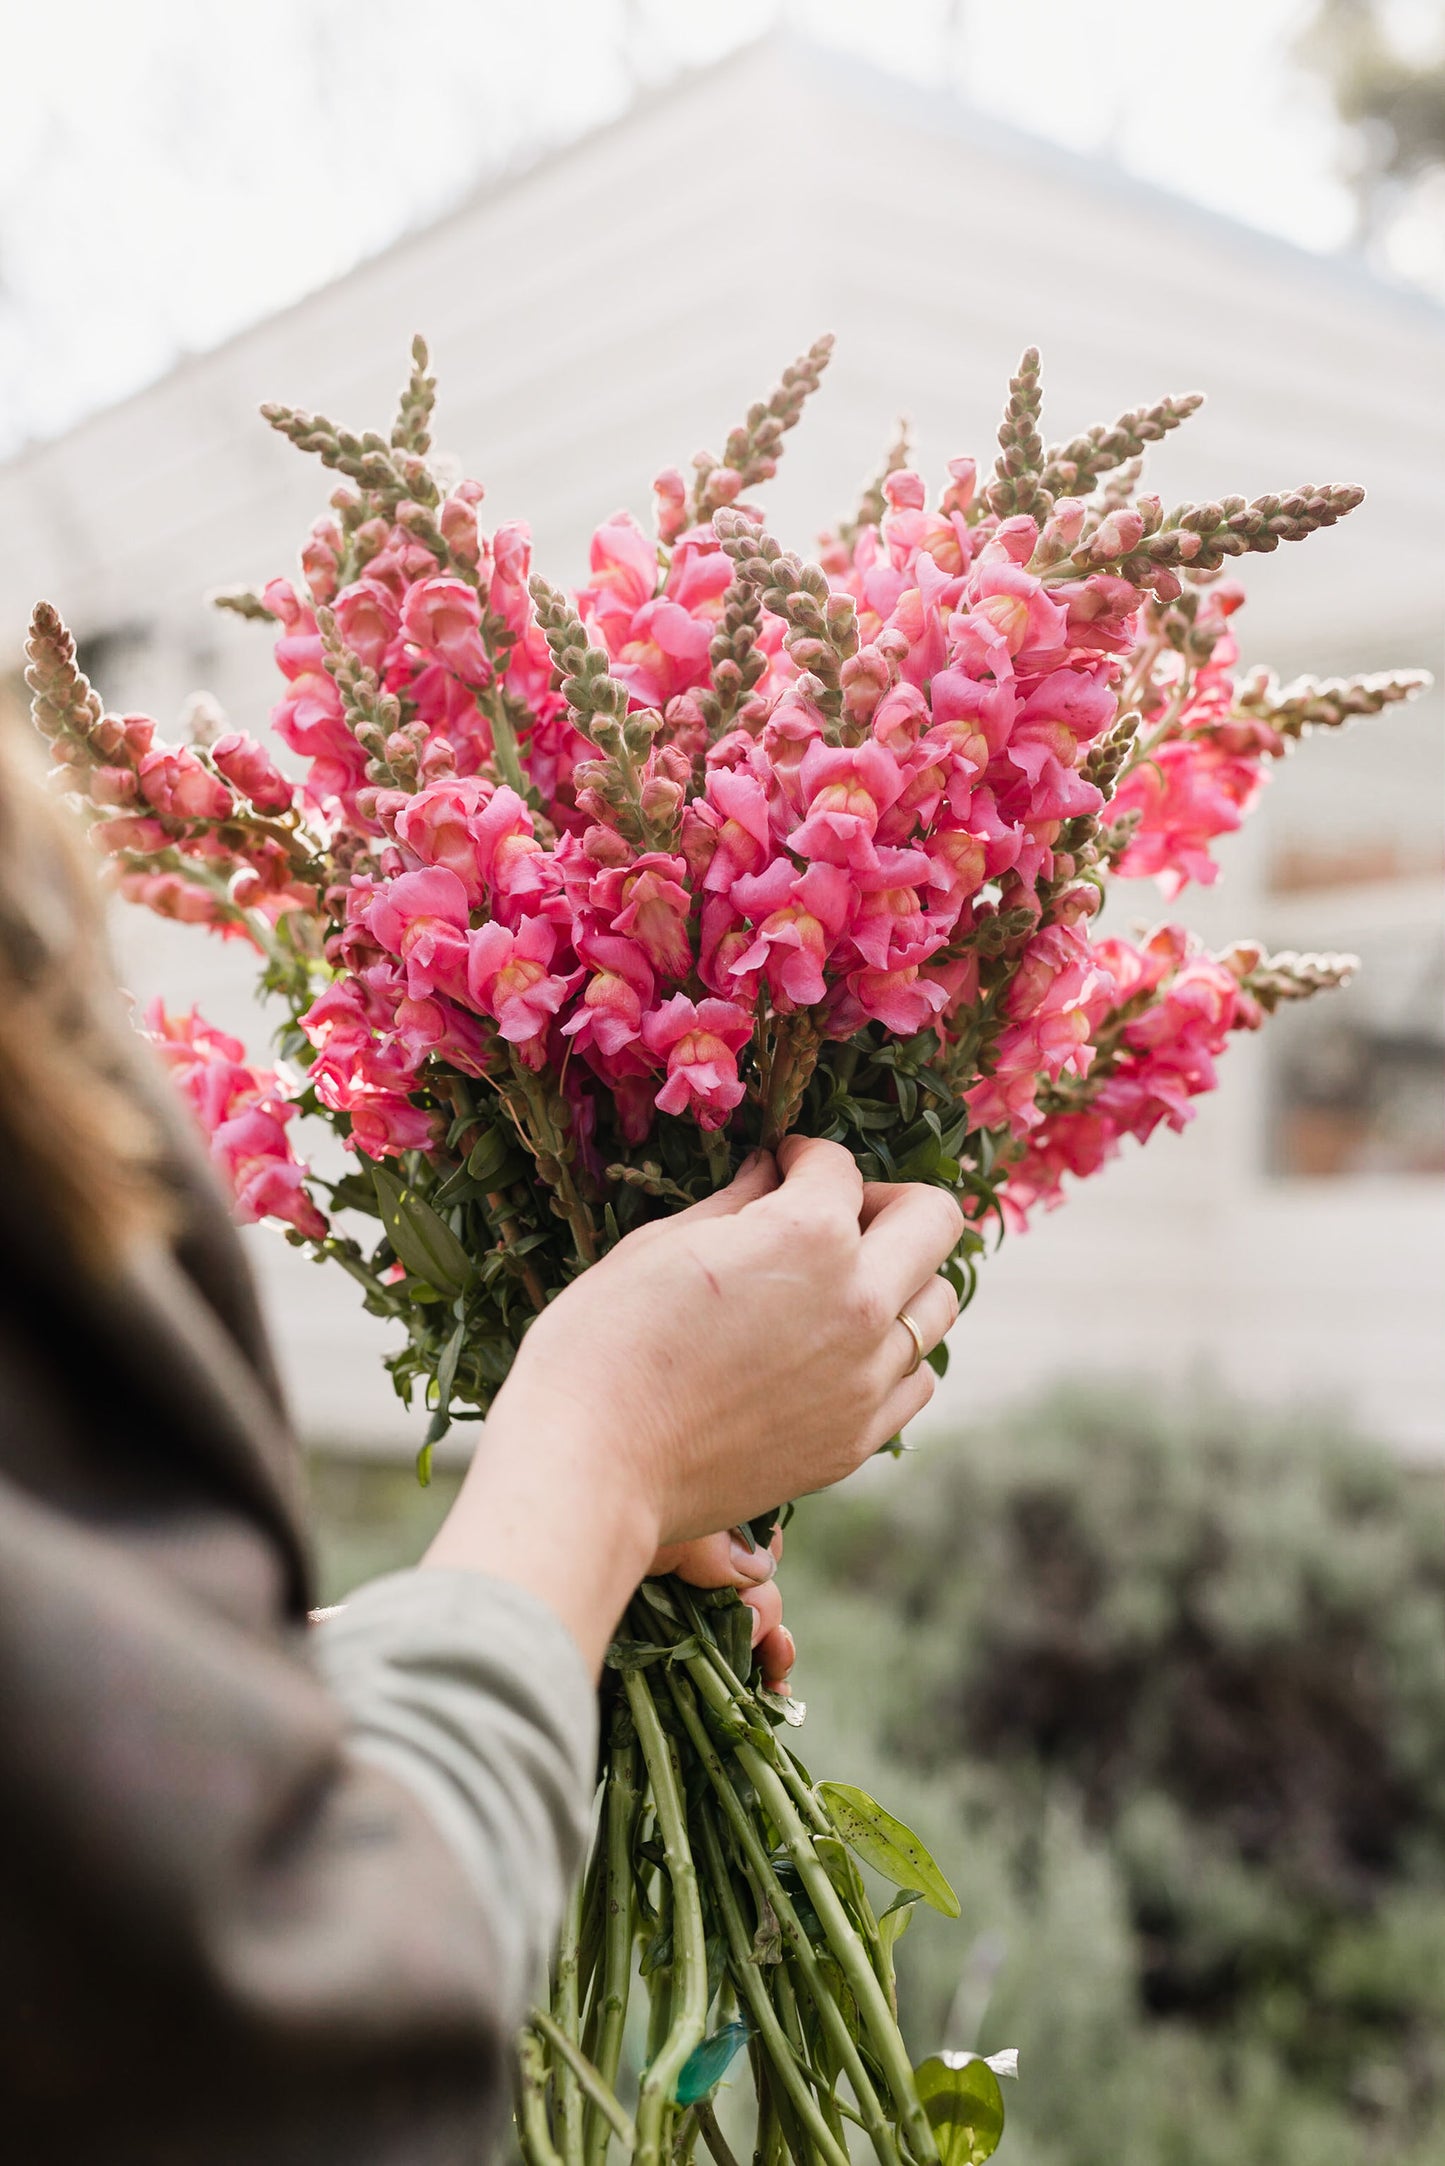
[737,1150,762,1176]
[730,1532,776,1582]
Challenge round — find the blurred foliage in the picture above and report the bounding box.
[307,1390,1445,2163]
[306,1451,460,1606]
[1297,1,1445,216]
[786,1389,1445,2166]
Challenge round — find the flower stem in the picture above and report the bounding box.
[626,1671,709,2166]
[587,1730,641,2166]
[518,2030,567,2166]
[554,1872,586,2166]
[693,1803,851,2166]
[732,1739,938,2166]
[529,2006,638,2156]
[668,1665,902,2166]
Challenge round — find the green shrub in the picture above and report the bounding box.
[784,1389,1445,2166]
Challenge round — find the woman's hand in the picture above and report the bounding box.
[424,1137,961,1673]
[653,1527,793,1694]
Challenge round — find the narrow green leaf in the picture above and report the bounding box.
[879,1889,924,1954]
[674,2021,751,2106]
[817,1782,961,1918]
[914,2054,1007,2166]
[372,1165,473,1293]
[814,1833,868,1914]
[435,1314,466,1408]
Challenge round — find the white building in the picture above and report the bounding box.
[2,37,1441,1453]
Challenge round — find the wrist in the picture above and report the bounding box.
[423,1389,661,1677]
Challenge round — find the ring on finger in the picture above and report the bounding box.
[895,1307,926,1378]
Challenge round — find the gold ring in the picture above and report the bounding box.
[896,1308,925,1378]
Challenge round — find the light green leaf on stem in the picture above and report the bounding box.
[372,1165,472,1294]
[817,1781,961,1917]
[913,2053,1009,2166]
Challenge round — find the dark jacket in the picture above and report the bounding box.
[0,1026,512,2164]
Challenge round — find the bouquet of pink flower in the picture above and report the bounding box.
[26,335,1426,2166]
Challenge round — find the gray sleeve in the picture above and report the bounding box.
[312,1569,598,2023]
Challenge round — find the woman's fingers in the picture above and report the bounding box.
[759,1623,796,1694]
[859,1181,966,1307]
[677,1150,779,1222]
[773,1134,865,1229]
[861,1359,938,1457]
[893,1272,959,1377]
[741,1577,783,1648]
[651,1530,778,1588]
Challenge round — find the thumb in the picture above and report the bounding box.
[651,1531,778,1588]
[678,1148,778,1223]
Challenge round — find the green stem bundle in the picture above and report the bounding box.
[516,1582,944,2166]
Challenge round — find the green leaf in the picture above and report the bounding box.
[603,1636,701,1674]
[914,2054,1007,2166]
[435,1313,466,1407]
[879,1889,924,1954]
[927,1338,951,1379]
[815,1833,868,1913]
[758,1688,807,1727]
[639,1922,673,1977]
[372,1165,473,1294]
[674,2020,751,2106]
[816,1782,961,1918]
[467,1125,524,1186]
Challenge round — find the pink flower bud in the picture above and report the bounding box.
[653,467,688,544]
[641,775,683,825]
[121,714,156,760]
[439,492,483,570]
[582,824,631,868]
[883,469,927,513]
[137,746,234,823]
[90,815,173,856]
[90,765,138,807]
[940,458,977,516]
[212,732,295,814]
[1041,498,1087,551]
[1091,510,1145,561]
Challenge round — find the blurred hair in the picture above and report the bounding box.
[0,711,168,1273]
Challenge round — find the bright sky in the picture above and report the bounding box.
[1,0,1439,460]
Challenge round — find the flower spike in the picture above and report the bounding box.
[685,333,834,528]
[1041,389,1204,498]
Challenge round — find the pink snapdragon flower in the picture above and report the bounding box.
[562,934,655,1074]
[401,576,490,680]
[332,579,402,672]
[589,853,694,980]
[579,514,729,706]
[966,924,1114,1134]
[466,916,580,1057]
[392,775,496,903]
[790,740,905,876]
[642,995,752,1128]
[728,861,852,1010]
[365,867,472,1001]
[1113,738,1266,895]
[142,1001,327,1240]
[137,747,233,823]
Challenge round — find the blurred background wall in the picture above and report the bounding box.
[1,8,1439,1456]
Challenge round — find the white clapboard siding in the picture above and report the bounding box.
[2,34,1441,1457]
